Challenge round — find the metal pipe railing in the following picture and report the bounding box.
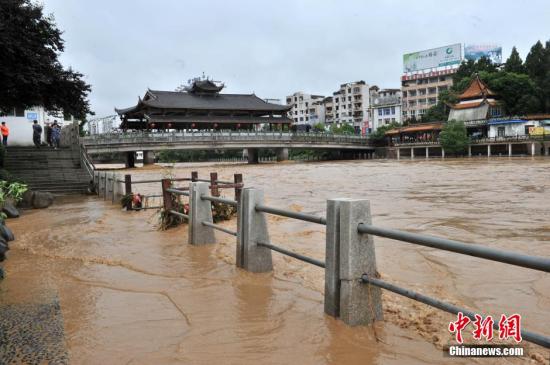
[169,210,189,219]
[357,223,550,273]
[255,204,327,225]
[257,241,325,268]
[361,274,550,349]
[200,195,238,207]
[201,221,237,236]
[166,188,190,196]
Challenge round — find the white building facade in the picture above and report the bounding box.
[330,81,373,135]
[0,106,76,145]
[370,89,402,132]
[286,92,325,130]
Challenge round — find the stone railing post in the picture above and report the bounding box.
[337,199,383,326]
[236,188,273,272]
[188,182,216,245]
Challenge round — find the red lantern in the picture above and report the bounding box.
[213,123,218,128]
[150,123,156,128]
[236,123,241,128]
[191,123,196,128]
[167,123,172,128]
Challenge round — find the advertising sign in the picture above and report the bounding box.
[403,44,462,73]
[26,112,38,120]
[465,44,502,64]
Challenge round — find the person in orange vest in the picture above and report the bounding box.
[0,122,9,146]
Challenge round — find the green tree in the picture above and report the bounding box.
[439,120,469,155]
[483,71,540,115]
[369,122,399,145]
[504,47,526,74]
[329,123,355,135]
[312,123,326,133]
[453,57,497,85]
[0,0,92,119]
[525,41,546,83]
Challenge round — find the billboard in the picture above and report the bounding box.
[403,44,462,73]
[465,44,502,64]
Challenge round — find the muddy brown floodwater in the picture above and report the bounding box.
[1,157,549,364]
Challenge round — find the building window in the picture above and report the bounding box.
[439,76,446,82]
[497,126,505,137]
[409,90,417,97]
[294,111,297,115]
[419,89,426,96]
[353,87,360,93]
[343,105,346,109]
[286,98,292,104]
[428,87,437,94]
[305,102,308,107]
[348,88,351,93]
[348,96,351,101]
[378,109,382,116]
[294,118,298,123]
[384,108,391,115]
[391,118,396,123]
[391,106,395,114]
[403,91,407,98]
[294,97,297,102]
[438,86,448,92]
[305,117,309,121]
[335,98,339,103]
[490,106,502,117]
[300,117,304,121]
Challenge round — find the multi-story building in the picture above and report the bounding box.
[286,92,325,130]
[401,69,456,122]
[330,81,372,134]
[370,88,402,131]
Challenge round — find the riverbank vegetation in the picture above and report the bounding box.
[439,121,469,155]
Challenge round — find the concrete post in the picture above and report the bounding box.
[111,173,116,203]
[338,199,383,326]
[143,151,155,165]
[468,145,472,157]
[425,147,429,158]
[276,148,289,162]
[94,171,100,195]
[396,148,400,160]
[441,148,445,158]
[410,147,414,159]
[531,143,535,156]
[324,198,349,318]
[487,144,491,157]
[236,188,273,273]
[508,143,512,156]
[188,182,216,245]
[125,151,135,168]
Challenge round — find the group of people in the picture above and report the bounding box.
[32,120,62,149]
[0,120,62,148]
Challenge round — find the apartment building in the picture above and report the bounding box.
[370,88,402,131]
[401,69,456,121]
[330,81,373,134]
[286,92,325,130]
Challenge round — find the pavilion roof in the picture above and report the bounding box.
[458,75,496,100]
[385,122,444,135]
[115,89,291,115]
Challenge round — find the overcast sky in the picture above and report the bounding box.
[42,0,550,118]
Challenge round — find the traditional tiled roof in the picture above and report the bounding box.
[385,122,444,135]
[451,99,498,110]
[116,89,291,114]
[459,75,496,100]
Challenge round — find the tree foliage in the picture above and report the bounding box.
[329,123,355,135]
[369,122,399,144]
[439,120,469,155]
[0,0,92,119]
[504,47,525,74]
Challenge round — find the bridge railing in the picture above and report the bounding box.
[81,130,371,145]
[161,182,550,349]
[392,134,549,147]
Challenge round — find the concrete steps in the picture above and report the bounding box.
[2,147,91,195]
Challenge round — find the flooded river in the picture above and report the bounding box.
[1,157,549,364]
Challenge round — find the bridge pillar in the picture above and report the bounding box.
[125,152,135,168]
[441,148,445,158]
[276,148,289,162]
[396,148,400,160]
[508,143,512,156]
[531,142,535,156]
[245,148,259,164]
[425,147,429,158]
[487,144,491,157]
[143,151,155,165]
[410,148,414,159]
[468,145,472,157]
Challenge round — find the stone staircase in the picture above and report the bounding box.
[3,147,92,194]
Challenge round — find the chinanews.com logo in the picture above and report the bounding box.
[445,312,525,357]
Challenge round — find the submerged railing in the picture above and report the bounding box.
[159,180,550,350]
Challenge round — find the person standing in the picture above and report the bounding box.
[32,120,42,148]
[45,122,53,147]
[51,121,61,149]
[0,122,9,146]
